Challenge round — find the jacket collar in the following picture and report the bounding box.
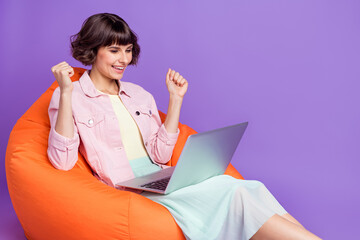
[79,70,132,98]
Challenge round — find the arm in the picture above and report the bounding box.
[55,90,74,138]
[47,62,80,170]
[163,95,183,133]
[147,68,188,164]
[164,68,188,133]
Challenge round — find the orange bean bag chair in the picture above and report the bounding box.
[5,67,244,240]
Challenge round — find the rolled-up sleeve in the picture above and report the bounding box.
[157,123,180,146]
[47,88,80,170]
[147,95,180,165]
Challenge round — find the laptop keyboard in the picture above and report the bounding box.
[141,177,171,191]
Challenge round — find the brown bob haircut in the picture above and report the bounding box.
[70,13,140,66]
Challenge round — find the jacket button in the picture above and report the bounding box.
[149,110,152,115]
[88,119,94,125]
[145,142,148,146]
[136,111,140,116]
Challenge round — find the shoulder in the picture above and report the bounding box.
[121,81,150,95]
[121,81,154,103]
[49,81,84,109]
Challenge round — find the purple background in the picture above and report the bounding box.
[1,0,359,239]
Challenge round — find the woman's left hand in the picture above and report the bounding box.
[166,68,188,98]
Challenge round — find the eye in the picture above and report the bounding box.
[126,49,133,53]
[110,50,118,53]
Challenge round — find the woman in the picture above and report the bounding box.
[47,13,321,240]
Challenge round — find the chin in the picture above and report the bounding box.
[114,74,124,80]
[107,71,123,80]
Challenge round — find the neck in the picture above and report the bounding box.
[89,67,119,95]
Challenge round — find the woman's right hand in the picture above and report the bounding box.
[51,61,75,92]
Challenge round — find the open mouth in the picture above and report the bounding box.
[112,65,125,73]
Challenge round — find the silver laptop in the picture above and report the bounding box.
[116,122,248,194]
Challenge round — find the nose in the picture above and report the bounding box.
[118,50,130,64]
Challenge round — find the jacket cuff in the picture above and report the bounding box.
[48,127,79,151]
[157,124,180,146]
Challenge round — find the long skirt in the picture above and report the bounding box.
[129,157,287,240]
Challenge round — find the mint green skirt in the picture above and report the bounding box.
[130,157,287,240]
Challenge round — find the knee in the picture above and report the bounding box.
[233,180,266,198]
[252,180,265,187]
[234,185,246,195]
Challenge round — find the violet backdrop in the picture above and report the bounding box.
[1,0,359,239]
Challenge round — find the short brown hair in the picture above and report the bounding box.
[70,13,140,66]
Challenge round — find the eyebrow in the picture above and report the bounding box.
[108,44,133,49]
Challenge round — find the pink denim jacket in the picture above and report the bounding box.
[47,70,180,188]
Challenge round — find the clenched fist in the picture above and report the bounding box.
[166,68,188,98]
[51,61,75,93]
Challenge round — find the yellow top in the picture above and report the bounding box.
[99,90,149,161]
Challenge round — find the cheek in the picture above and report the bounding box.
[97,52,113,64]
[95,53,104,65]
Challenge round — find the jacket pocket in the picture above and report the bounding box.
[75,113,106,142]
[76,114,105,127]
[134,105,153,141]
[138,105,153,117]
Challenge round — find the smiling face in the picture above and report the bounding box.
[91,43,133,81]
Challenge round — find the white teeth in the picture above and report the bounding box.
[113,66,124,70]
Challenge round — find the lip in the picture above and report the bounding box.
[112,65,125,74]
